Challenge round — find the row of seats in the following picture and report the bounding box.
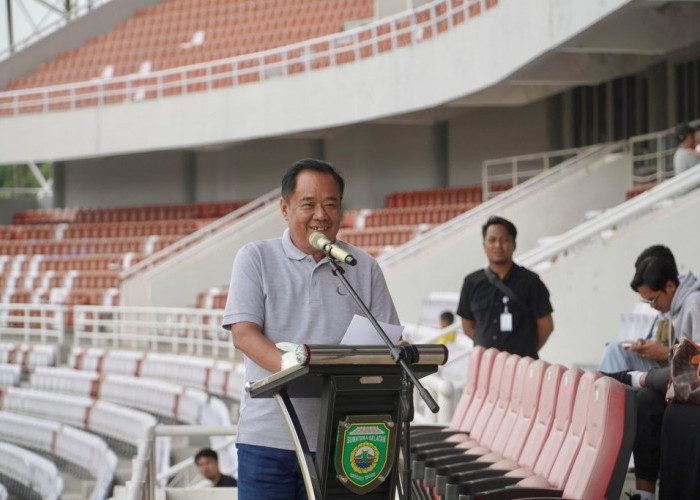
[0,441,63,500]
[337,224,432,248]
[1,270,121,291]
[69,347,246,401]
[409,346,634,500]
[0,386,156,447]
[0,235,181,256]
[0,411,116,500]
[30,366,231,426]
[0,344,55,369]
[12,201,248,224]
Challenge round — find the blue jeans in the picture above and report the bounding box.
[237,444,312,500]
[598,340,660,372]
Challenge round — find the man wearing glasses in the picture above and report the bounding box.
[607,249,700,500]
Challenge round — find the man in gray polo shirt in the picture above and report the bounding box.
[222,158,399,499]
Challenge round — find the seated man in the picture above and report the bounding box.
[598,245,676,373]
[195,448,237,487]
[607,251,700,500]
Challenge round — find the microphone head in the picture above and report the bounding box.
[308,231,327,250]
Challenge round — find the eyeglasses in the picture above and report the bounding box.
[640,293,661,305]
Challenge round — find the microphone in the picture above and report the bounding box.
[309,232,357,266]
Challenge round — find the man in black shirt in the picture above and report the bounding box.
[456,216,553,359]
[195,448,237,487]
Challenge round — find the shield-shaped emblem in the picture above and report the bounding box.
[334,415,396,494]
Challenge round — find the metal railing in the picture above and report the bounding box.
[0,0,495,116]
[0,302,65,344]
[482,146,597,201]
[518,164,700,269]
[72,305,234,359]
[629,118,700,184]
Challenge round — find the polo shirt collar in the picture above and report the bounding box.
[281,228,309,261]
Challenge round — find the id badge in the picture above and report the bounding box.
[500,296,512,332]
[500,312,513,332]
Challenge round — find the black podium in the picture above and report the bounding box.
[246,344,448,499]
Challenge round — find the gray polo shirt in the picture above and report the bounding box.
[222,229,399,451]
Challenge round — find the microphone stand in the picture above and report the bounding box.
[325,254,440,500]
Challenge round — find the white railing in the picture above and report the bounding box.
[0,0,114,62]
[120,188,280,280]
[378,143,623,267]
[72,305,233,359]
[519,163,700,269]
[482,146,597,201]
[0,302,65,344]
[629,118,700,184]
[0,0,495,116]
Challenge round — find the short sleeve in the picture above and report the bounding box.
[221,244,265,330]
[528,274,553,319]
[456,277,474,320]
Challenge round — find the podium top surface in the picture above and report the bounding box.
[246,344,447,398]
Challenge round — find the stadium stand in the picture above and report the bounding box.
[4,0,375,91]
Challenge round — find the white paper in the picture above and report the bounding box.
[340,314,404,345]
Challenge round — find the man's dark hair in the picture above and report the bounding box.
[281,158,345,201]
[482,216,517,240]
[634,245,678,274]
[440,311,454,325]
[195,448,218,463]
[630,256,679,292]
[676,123,694,144]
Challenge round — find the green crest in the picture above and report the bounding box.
[334,415,396,494]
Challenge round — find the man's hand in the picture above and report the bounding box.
[629,339,670,362]
[461,318,476,340]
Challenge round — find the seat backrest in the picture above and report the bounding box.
[476,353,523,448]
[544,370,601,489]
[516,363,565,470]
[447,346,485,431]
[532,367,584,478]
[466,350,510,439]
[563,376,628,500]
[458,348,502,433]
[494,358,549,460]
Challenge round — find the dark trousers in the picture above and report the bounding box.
[633,367,670,482]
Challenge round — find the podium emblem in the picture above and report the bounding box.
[335,415,396,494]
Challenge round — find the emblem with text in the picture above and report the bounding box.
[334,415,396,494]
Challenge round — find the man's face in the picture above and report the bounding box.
[196,456,219,481]
[281,170,342,260]
[637,282,676,313]
[483,223,515,266]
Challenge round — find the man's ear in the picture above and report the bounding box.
[665,280,677,295]
[280,197,289,221]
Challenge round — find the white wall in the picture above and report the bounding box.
[539,189,700,368]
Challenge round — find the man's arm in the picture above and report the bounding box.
[461,318,476,341]
[536,314,554,350]
[231,321,283,373]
